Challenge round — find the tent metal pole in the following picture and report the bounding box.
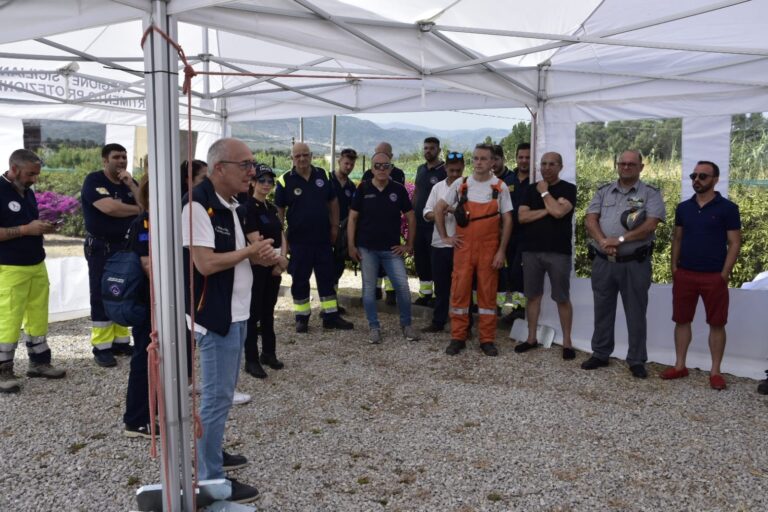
[331,115,337,172]
[143,2,195,510]
[208,56,331,98]
[299,117,304,142]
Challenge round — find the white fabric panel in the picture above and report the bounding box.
[681,116,732,200]
[533,278,768,379]
[195,130,219,161]
[537,110,576,183]
[0,117,24,170]
[46,257,90,323]
[105,124,136,174]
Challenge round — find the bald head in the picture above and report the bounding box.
[374,142,393,157]
[291,142,312,172]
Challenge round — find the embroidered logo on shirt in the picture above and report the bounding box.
[315,179,324,188]
[7,201,20,212]
[96,187,109,195]
[294,188,303,196]
[214,226,231,236]
[389,193,398,202]
[429,176,438,184]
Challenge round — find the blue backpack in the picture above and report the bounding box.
[101,251,148,327]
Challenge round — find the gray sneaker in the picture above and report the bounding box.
[0,361,20,394]
[27,362,66,379]
[369,328,382,344]
[402,325,420,341]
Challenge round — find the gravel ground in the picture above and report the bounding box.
[2,271,768,512]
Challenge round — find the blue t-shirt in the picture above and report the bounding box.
[0,174,44,265]
[80,170,137,240]
[329,172,357,222]
[414,162,446,225]
[274,166,334,245]
[675,192,741,273]
[350,180,412,250]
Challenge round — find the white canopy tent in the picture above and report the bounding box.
[2,1,767,509]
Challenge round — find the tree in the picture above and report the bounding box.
[500,121,531,158]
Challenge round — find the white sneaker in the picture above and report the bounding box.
[232,390,251,406]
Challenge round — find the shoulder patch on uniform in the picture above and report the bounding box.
[596,182,613,191]
[644,183,660,191]
[96,187,109,195]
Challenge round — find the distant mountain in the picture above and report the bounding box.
[231,116,509,156]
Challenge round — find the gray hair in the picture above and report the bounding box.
[9,149,42,169]
[206,138,236,176]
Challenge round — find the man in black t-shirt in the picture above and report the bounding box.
[513,152,577,360]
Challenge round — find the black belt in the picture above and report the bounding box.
[590,243,653,263]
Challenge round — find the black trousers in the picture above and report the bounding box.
[431,246,454,328]
[413,223,434,287]
[245,266,282,362]
[123,320,151,428]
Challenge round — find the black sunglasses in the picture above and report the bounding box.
[373,163,393,170]
[447,151,464,161]
[256,177,274,184]
[689,172,714,181]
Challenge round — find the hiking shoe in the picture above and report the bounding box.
[581,356,608,370]
[260,354,284,370]
[420,323,444,333]
[514,341,539,353]
[337,305,347,316]
[629,364,648,379]
[562,347,576,360]
[413,296,432,307]
[660,367,689,380]
[0,362,20,394]
[385,291,396,306]
[27,362,66,379]
[124,423,154,439]
[245,361,267,379]
[445,339,466,356]
[369,328,382,345]
[232,390,251,406]
[710,374,727,390]
[112,343,134,356]
[758,371,768,395]
[480,343,499,357]
[295,319,309,333]
[323,315,354,330]
[94,349,117,368]
[402,325,420,341]
[223,451,249,471]
[229,478,259,503]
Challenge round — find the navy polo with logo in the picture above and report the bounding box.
[0,174,44,265]
[351,180,412,250]
[80,170,137,240]
[329,171,356,222]
[675,192,741,273]
[274,166,334,245]
[414,162,446,226]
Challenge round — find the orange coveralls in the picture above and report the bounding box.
[449,180,502,343]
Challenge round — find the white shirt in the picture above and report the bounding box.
[442,175,513,214]
[181,193,253,334]
[423,178,457,248]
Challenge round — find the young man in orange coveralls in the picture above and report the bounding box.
[434,144,513,356]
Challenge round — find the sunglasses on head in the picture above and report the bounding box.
[446,151,463,161]
[689,172,714,181]
[257,176,274,184]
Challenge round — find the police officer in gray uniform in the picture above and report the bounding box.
[583,150,666,379]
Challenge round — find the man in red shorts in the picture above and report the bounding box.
[663,161,741,390]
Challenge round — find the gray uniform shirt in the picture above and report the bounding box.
[586,180,666,256]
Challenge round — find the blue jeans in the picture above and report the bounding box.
[360,247,412,329]
[195,320,247,480]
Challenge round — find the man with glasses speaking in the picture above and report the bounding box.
[584,150,666,379]
[663,161,741,390]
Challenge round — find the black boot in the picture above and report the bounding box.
[260,354,284,370]
[245,360,267,379]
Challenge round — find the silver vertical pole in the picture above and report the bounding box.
[331,115,337,172]
[299,117,304,142]
[143,2,194,510]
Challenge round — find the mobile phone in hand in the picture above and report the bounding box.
[52,218,66,227]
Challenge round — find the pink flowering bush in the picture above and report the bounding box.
[35,190,80,223]
[400,181,415,240]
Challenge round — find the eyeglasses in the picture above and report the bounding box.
[257,177,274,185]
[617,162,640,168]
[446,152,463,161]
[689,172,714,181]
[373,163,393,170]
[220,160,257,171]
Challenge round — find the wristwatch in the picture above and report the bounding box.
[540,191,550,198]
[618,235,625,243]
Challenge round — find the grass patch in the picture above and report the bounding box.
[67,442,87,454]
[357,476,370,485]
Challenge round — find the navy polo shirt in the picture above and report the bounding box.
[675,192,741,273]
[414,162,446,225]
[0,175,44,265]
[243,197,283,249]
[80,170,137,240]
[329,171,357,222]
[351,180,412,250]
[274,166,334,245]
[361,165,406,185]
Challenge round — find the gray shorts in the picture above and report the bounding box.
[522,252,571,302]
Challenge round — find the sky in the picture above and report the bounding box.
[350,108,531,131]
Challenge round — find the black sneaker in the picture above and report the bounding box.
[514,341,539,353]
[420,323,444,333]
[295,319,309,333]
[629,364,648,379]
[228,478,259,503]
[245,361,267,379]
[260,354,284,370]
[480,343,499,357]
[445,339,466,356]
[413,296,432,307]
[223,451,249,471]
[562,347,576,360]
[757,371,768,395]
[124,423,154,439]
[93,349,117,368]
[385,291,396,306]
[112,343,134,356]
[323,315,354,330]
[581,356,608,370]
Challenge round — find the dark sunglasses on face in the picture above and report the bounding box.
[373,163,393,170]
[689,172,714,181]
[257,177,274,185]
[447,151,464,161]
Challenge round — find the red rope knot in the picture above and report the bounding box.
[183,65,197,95]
